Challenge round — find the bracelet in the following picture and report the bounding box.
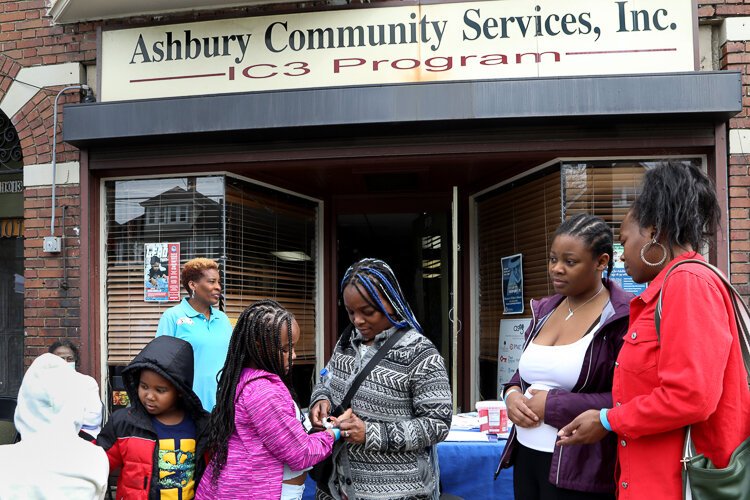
[331,428,341,441]
[503,388,522,403]
[599,409,612,432]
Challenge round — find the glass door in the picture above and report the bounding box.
[335,197,455,395]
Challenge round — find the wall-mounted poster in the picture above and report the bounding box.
[144,242,181,302]
[605,243,647,296]
[497,318,531,388]
[501,253,524,314]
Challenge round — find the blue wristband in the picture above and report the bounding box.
[599,408,612,432]
[332,428,341,441]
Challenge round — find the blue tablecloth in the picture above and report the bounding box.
[301,438,513,499]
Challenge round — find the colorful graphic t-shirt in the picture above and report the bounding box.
[152,415,197,500]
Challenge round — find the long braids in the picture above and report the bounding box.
[206,299,295,482]
[556,214,615,278]
[340,258,422,334]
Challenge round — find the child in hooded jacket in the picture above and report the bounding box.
[196,299,344,500]
[0,353,108,500]
[97,336,209,500]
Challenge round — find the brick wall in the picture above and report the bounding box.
[1,0,93,368]
[704,0,750,298]
[22,185,81,363]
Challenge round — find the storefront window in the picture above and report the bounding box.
[476,158,700,400]
[105,174,318,404]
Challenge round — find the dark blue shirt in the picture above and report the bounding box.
[152,414,197,500]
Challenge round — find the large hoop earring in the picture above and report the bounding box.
[640,239,668,267]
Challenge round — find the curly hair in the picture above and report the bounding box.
[630,161,720,251]
[48,339,80,364]
[555,214,614,278]
[205,299,295,483]
[181,258,219,294]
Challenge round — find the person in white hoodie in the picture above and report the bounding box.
[0,353,109,500]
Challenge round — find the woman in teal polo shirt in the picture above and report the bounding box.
[156,258,232,411]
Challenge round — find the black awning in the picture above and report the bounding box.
[64,71,741,146]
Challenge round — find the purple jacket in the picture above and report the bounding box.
[496,280,633,494]
[196,368,334,500]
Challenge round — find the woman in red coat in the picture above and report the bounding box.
[556,161,750,499]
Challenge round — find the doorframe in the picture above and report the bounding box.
[326,191,457,375]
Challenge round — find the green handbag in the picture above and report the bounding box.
[656,259,750,500]
[680,427,750,500]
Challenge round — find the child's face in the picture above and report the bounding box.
[279,318,300,374]
[138,369,179,417]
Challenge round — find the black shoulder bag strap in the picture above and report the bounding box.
[331,327,408,416]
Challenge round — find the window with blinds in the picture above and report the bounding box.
[105,175,318,367]
[562,158,701,241]
[476,169,561,399]
[223,176,318,362]
[475,158,700,400]
[105,177,225,365]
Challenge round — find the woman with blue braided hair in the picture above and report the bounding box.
[309,258,453,500]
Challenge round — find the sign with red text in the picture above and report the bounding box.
[497,318,531,387]
[100,0,694,101]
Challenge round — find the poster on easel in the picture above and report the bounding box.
[496,318,531,388]
[144,242,181,302]
[501,253,524,314]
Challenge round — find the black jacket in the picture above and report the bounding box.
[97,336,210,500]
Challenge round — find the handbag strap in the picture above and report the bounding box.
[654,259,750,468]
[655,259,750,384]
[331,327,408,416]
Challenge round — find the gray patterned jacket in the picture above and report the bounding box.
[311,326,452,500]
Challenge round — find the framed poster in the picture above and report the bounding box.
[501,253,524,314]
[144,242,181,302]
[496,318,531,388]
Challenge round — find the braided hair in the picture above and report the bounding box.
[630,161,720,252]
[340,258,422,334]
[206,299,295,482]
[555,214,614,278]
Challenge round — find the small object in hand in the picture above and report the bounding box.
[323,417,334,430]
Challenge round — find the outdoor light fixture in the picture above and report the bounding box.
[44,84,95,254]
[271,251,312,262]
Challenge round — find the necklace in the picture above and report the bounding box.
[565,284,604,321]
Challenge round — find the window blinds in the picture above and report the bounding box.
[105,175,318,365]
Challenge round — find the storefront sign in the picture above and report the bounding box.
[100,0,695,101]
[501,253,524,314]
[0,218,23,238]
[144,242,181,302]
[497,318,531,386]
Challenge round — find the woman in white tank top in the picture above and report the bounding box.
[497,214,634,500]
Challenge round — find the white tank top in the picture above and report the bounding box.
[516,301,614,452]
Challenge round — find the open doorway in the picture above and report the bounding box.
[336,208,453,384]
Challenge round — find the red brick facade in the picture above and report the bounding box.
[22,185,81,360]
[0,0,749,374]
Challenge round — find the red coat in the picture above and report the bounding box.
[607,253,750,499]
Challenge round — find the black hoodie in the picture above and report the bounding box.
[97,336,210,500]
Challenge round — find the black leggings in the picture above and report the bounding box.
[513,443,614,500]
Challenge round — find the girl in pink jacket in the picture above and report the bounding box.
[196,300,342,500]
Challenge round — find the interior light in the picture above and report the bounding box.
[271,251,312,262]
